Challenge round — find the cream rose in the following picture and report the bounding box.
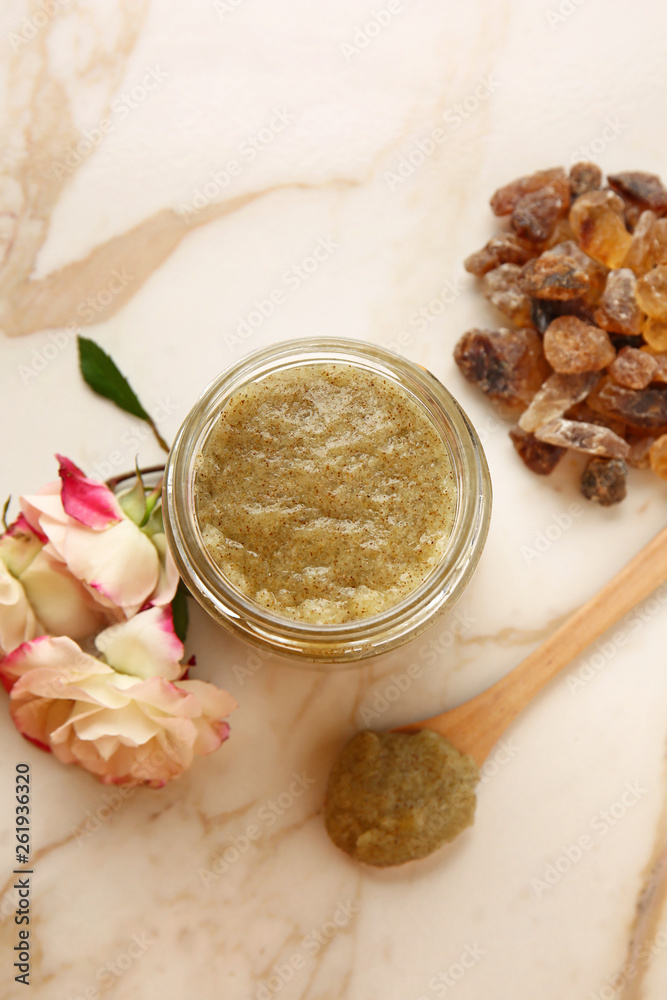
[20,455,178,618]
[0,608,236,787]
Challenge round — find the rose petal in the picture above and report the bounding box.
[56,455,123,529]
[148,533,180,607]
[95,606,184,680]
[10,695,72,749]
[20,551,108,639]
[70,702,161,746]
[20,484,63,541]
[114,674,197,715]
[73,672,139,709]
[0,565,40,658]
[176,679,236,754]
[1,636,104,685]
[0,519,43,576]
[62,517,159,609]
[6,514,37,538]
[176,679,238,719]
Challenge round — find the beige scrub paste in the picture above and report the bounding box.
[194,363,456,624]
[325,730,480,867]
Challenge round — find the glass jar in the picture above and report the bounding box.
[163,338,491,665]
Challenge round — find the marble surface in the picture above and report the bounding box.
[1,0,667,997]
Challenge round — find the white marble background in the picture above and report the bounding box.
[1,0,667,997]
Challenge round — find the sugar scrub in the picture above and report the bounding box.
[194,364,456,624]
[325,730,479,867]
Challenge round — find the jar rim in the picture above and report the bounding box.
[163,338,492,662]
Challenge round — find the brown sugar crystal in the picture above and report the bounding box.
[481,264,533,324]
[490,167,566,216]
[607,172,667,215]
[510,179,571,244]
[609,347,657,390]
[636,265,667,321]
[520,241,605,302]
[458,163,667,502]
[509,426,564,475]
[569,162,603,199]
[594,269,642,335]
[535,418,630,459]
[543,316,615,374]
[580,457,628,506]
[588,380,667,429]
[454,327,549,413]
[519,372,599,433]
[649,435,667,480]
[569,190,632,268]
[464,234,536,277]
[642,318,667,351]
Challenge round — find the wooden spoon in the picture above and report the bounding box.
[397,523,667,765]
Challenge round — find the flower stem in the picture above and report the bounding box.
[106,465,165,493]
[149,418,170,454]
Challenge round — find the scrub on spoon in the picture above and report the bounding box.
[325,522,667,867]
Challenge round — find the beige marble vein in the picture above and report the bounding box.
[0,1,149,334]
[617,746,667,1000]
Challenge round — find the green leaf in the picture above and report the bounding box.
[78,336,150,421]
[77,337,170,453]
[171,580,190,643]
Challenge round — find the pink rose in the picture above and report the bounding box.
[0,607,236,787]
[20,456,178,618]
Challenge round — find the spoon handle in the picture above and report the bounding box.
[404,522,667,764]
